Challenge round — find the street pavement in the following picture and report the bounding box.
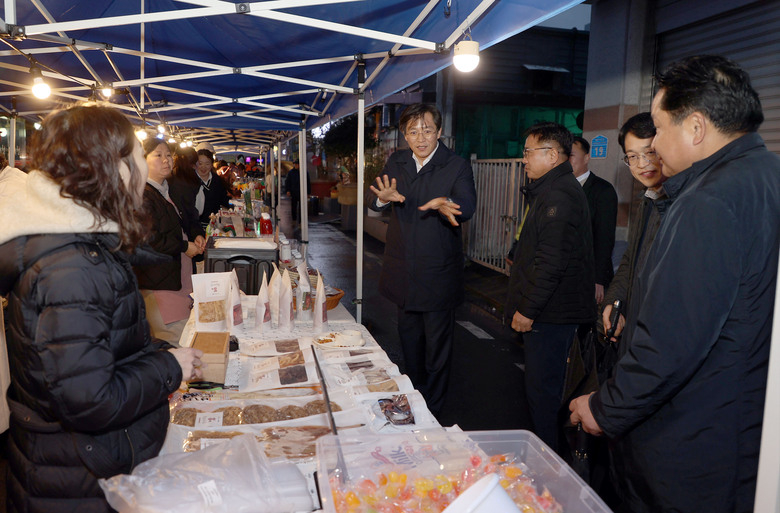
[281,198,533,431]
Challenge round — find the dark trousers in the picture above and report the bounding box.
[290,197,300,221]
[523,322,577,453]
[397,308,455,417]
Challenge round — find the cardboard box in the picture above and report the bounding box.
[191,331,230,384]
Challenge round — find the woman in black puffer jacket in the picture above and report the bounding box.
[0,106,204,513]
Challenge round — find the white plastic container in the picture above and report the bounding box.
[443,473,520,513]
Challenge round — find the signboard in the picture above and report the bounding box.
[590,135,608,159]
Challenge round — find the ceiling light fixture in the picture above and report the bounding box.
[30,67,51,99]
[453,39,480,73]
[135,129,148,141]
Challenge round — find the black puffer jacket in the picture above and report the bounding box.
[0,232,182,513]
[506,162,595,324]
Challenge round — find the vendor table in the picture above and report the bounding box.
[204,236,277,295]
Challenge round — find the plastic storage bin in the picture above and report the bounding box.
[315,429,612,513]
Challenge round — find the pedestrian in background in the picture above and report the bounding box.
[569,136,617,304]
[369,103,476,418]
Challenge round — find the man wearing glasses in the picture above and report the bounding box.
[506,121,595,452]
[369,103,476,418]
[601,113,670,348]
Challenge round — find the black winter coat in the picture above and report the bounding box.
[506,162,595,324]
[602,191,672,350]
[591,133,780,513]
[169,174,206,241]
[133,183,186,290]
[197,171,231,226]
[0,232,182,513]
[369,143,476,311]
[582,172,617,287]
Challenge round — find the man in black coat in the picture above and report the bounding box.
[506,122,595,452]
[570,55,780,513]
[369,104,476,417]
[570,137,617,304]
[601,113,669,349]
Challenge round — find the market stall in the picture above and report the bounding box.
[92,244,612,513]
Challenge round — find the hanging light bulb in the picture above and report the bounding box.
[157,124,166,134]
[101,83,113,98]
[135,129,148,141]
[34,122,42,130]
[30,67,51,99]
[186,140,193,147]
[168,137,176,144]
[179,141,187,148]
[453,39,480,72]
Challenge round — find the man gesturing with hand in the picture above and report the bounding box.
[369,103,476,418]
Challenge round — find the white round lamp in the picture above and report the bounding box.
[453,40,480,72]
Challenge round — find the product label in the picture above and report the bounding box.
[197,479,223,506]
[195,411,224,428]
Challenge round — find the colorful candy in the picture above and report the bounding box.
[328,453,562,513]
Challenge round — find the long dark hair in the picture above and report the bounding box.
[30,105,147,251]
[173,146,200,187]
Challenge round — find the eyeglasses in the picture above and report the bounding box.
[522,147,553,158]
[405,128,437,139]
[623,151,658,167]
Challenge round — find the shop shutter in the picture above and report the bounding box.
[654,0,780,154]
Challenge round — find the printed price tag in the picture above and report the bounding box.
[195,411,224,428]
[197,479,223,507]
[199,438,231,449]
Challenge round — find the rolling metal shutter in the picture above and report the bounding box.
[655,0,780,153]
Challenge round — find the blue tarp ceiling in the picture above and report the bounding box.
[0,0,584,152]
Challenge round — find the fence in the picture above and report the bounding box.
[466,158,527,275]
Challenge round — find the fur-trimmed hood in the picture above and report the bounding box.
[0,168,118,247]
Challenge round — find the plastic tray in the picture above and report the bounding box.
[315,429,612,513]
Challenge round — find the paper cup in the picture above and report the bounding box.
[443,473,520,513]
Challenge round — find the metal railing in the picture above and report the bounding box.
[466,158,527,275]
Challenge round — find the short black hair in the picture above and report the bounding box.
[618,112,656,153]
[655,54,763,134]
[525,122,573,157]
[197,149,214,160]
[572,136,590,154]
[399,103,442,133]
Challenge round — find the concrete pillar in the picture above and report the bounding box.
[581,0,656,233]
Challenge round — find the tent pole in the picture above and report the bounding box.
[277,143,282,228]
[8,116,16,169]
[268,144,275,219]
[356,93,365,324]
[298,126,308,254]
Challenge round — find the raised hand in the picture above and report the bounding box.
[419,197,462,226]
[370,175,406,204]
